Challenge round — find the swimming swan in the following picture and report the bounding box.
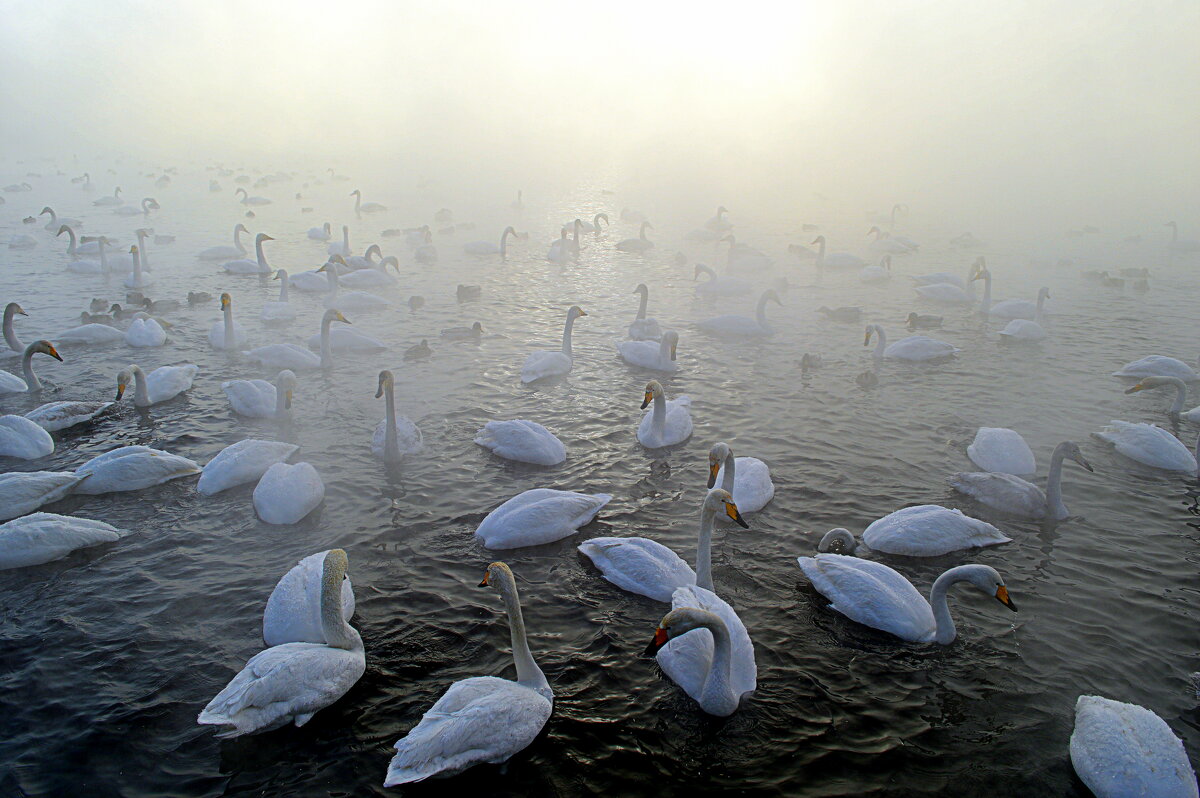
[863,504,1010,556]
[708,441,774,514]
[0,513,128,570]
[208,293,247,350]
[372,370,423,463]
[0,341,63,393]
[253,462,325,524]
[967,427,1037,475]
[223,370,297,419]
[222,233,274,275]
[520,306,586,383]
[198,224,250,260]
[0,415,55,459]
[474,419,566,465]
[197,439,300,496]
[0,472,84,521]
[261,269,297,321]
[696,289,782,337]
[628,284,663,340]
[865,324,957,361]
[617,329,679,372]
[24,400,113,432]
[949,441,1093,520]
[115,364,199,406]
[1125,376,1200,421]
[1091,421,1198,471]
[262,549,356,646]
[73,445,200,494]
[637,380,692,448]
[475,487,611,549]
[1070,695,1198,798]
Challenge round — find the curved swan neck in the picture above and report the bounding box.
[62,225,77,254]
[277,272,290,301]
[695,263,717,281]
[233,225,246,253]
[383,378,400,459]
[1045,443,1071,518]
[701,614,735,707]
[3,305,24,352]
[695,502,717,591]
[756,292,770,327]
[657,335,673,364]
[132,366,150,405]
[636,287,649,320]
[320,558,361,651]
[870,325,887,358]
[500,227,513,257]
[21,345,42,391]
[255,237,269,268]
[495,569,548,691]
[561,312,578,357]
[721,451,736,493]
[928,568,973,644]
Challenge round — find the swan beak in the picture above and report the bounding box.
[336,312,351,324]
[863,331,872,346]
[374,384,384,399]
[47,345,63,361]
[670,342,677,361]
[1074,454,1095,472]
[640,391,652,410]
[115,383,127,400]
[725,501,749,528]
[643,626,669,657]
[707,460,720,489]
[14,306,27,316]
[478,570,490,587]
[273,272,281,281]
[1124,382,1146,394]
[995,585,1017,612]
[285,389,293,409]
[578,310,588,317]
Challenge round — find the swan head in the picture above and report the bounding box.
[1126,376,1183,394]
[905,312,919,324]
[130,245,139,255]
[323,309,351,325]
[868,225,882,237]
[811,235,825,245]
[375,370,394,398]
[235,223,250,234]
[220,292,232,310]
[39,206,52,216]
[951,564,1017,612]
[350,189,361,197]
[472,322,484,333]
[863,324,883,346]
[567,306,587,321]
[366,244,382,258]
[971,265,990,281]
[478,561,515,590]
[1038,287,1050,299]
[641,380,663,409]
[763,289,783,307]
[276,370,297,407]
[273,268,287,281]
[7,303,27,318]
[28,340,63,362]
[705,487,749,528]
[717,205,728,215]
[256,233,274,244]
[1056,441,1094,472]
[707,442,732,487]
[380,255,400,273]
[595,213,609,227]
[663,330,679,361]
[644,607,724,656]
[817,528,858,554]
[115,366,138,400]
[633,283,649,296]
[321,548,350,598]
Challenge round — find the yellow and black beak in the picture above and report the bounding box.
[115,383,127,401]
[337,312,351,324]
[995,585,1017,612]
[863,330,872,346]
[284,389,293,409]
[670,342,677,361]
[15,306,27,317]
[47,345,63,362]
[725,501,750,529]
[643,626,669,656]
[707,460,720,489]
[1124,382,1146,394]
[641,391,653,410]
[479,570,491,588]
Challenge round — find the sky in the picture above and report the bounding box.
[2,0,1197,232]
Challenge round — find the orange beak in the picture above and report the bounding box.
[643,626,669,656]
[995,585,1017,611]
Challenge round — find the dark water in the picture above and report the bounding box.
[1,172,1197,796]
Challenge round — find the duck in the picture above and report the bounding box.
[463,226,516,256]
[579,488,747,603]
[109,303,141,321]
[261,549,356,646]
[24,400,113,432]
[818,306,862,323]
[1112,355,1197,382]
[196,439,300,496]
[124,314,167,348]
[474,419,566,466]
[967,427,1037,475]
[441,322,484,342]
[617,329,679,372]
[1125,376,1200,421]
[115,364,199,406]
[223,233,274,274]
[188,291,213,305]
[0,415,55,459]
[223,370,297,419]
[234,187,271,206]
[906,312,943,330]
[350,189,385,215]
[456,284,482,302]
[73,445,201,494]
[261,269,297,322]
[198,224,250,260]
[627,284,662,341]
[209,293,247,350]
[950,441,1093,520]
[1092,421,1198,471]
[0,341,63,393]
[696,289,782,337]
[0,472,87,521]
[475,487,611,549]
[520,306,586,383]
[253,462,325,524]
[863,505,1010,556]
[385,562,552,786]
[796,555,1017,643]
[372,370,423,463]
[0,513,128,570]
[403,340,431,360]
[864,324,957,361]
[811,236,866,270]
[708,442,774,514]
[305,309,383,357]
[199,550,362,737]
[140,297,180,314]
[692,263,753,298]
[637,380,692,448]
[616,221,654,252]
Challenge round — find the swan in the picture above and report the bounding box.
[579,488,746,602]
[1092,421,1198,471]
[328,225,351,256]
[92,186,123,206]
[1125,376,1200,421]
[967,427,1037,475]
[209,293,247,350]
[812,236,866,270]
[414,230,437,264]
[1165,221,1200,254]
[693,263,752,298]
[867,226,915,254]
[708,442,774,514]
[350,189,385,215]
[617,329,678,372]
[4,181,33,192]
[973,268,1049,320]
[476,487,611,549]
[865,324,958,361]
[576,212,609,233]
[372,370,423,463]
[223,370,297,419]
[338,256,398,289]
[464,226,516,256]
[199,549,363,737]
[950,441,1093,520]
[697,289,782,337]
[58,227,105,268]
[914,259,980,304]
[122,244,151,290]
[616,221,654,252]
[863,505,1010,556]
[860,254,892,283]
[113,197,159,217]
[124,314,167,348]
[235,187,271,205]
[253,461,324,523]
[0,472,85,521]
[115,364,199,406]
[25,400,113,431]
[0,415,55,459]
[1070,695,1198,798]
[705,205,733,232]
[287,263,336,293]
[645,589,755,717]
[74,445,201,494]
[999,318,1047,342]
[721,234,771,270]
[1112,355,1198,382]
[262,549,356,646]
[797,555,1017,643]
[198,224,250,260]
[40,206,82,230]
[0,341,63,394]
[7,234,36,249]
[305,309,383,357]
[222,232,274,274]
[307,222,331,240]
[242,342,322,371]
[320,264,391,312]
[637,381,692,448]
[520,306,586,383]
[2,302,27,353]
[385,562,552,786]
[344,244,382,270]
[57,323,123,346]
[0,513,128,570]
[261,269,297,322]
[197,439,300,495]
[474,419,566,465]
[627,284,662,341]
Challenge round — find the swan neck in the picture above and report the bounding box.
[980,272,992,313]
[816,238,826,268]
[872,325,887,358]
[384,380,400,459]
[1045,444,1068,518]
[651,389,667,440]
[721,451,736,493]
[255,237,268,268]
[500,227,510,257]
[701,615,735,708]
[695,503,716,591]
[320,316,333,366]
[756,293,770,327]
[928,571,962,645]
[320,571,360,651]
[561,313,577,357]
[233,225,246,252]
[1170,380,1187,414]
[3,306,23,352]
[274,381,289,417]
[223,302,234,346]
[278,275,289,302]
[636,289,648,320]
[657,335,672,364]
[21,347,41,391]
[497,571,548,690]
[64,226,77,253]
[696,263,716,281]
[133,367,150,405]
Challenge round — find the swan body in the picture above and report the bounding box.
[287,268,333,293]
[307,222,331,240]
[0,472,85,521]
[8,234,37,249]
[705,206,733,232]
[115,364,199,406]
[637,381,692,448]
[93,187,123,206]
[863,504,1010,556]
[967,427,1037,475]
[197,439,300,495]
[263,550,356,646]
[321,264,391,312]
[385,562,552,786]
[708,442,774,513]
[973,268,1048,320]
[0,415,55,459]
[865,324,957,361]
[474,419,566,465]
[113,197,159,217]
[304,324,385,354]
[697,289,781,336]
[222,233,274,274]
[617,330,678,372]
[1092,421,1198,471]
[25,401,113,432]
[0,513,127,570]
[914,282,972,304]
[350,189,385,214]
[40,207,82,230]
[912,272,964,288]
[796,555,1016,644]
[253,462,324,524]
[372,370,423,462]
[868,227,916,254]
[860,254,892,283]
[475,488,611,549]
[464,225,516,256]
[74,445,200,494]
[628,283,662,340]
[1070,695,1198,798]
[209,293,247,349]
[199,549,364,737]
[999,319,1047,341]
[812,236,866,270]
[344,244,382,270]
[1112,355,1197,382]
[616,221,654,252]
[693,263,752,298]
[56,324,124,345]
[198,224,250,260]
[235,187,271,205]
[520,306,586,382]
[125,315,167,347]
[242,344,322,372]
[223,370,297,419]
[338,257,397,289]
[950,441,1093,521]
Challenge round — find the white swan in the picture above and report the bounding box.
[40,206,81,230]
[198,439,300,495]
[973,267,1049,320]
[350,188,385,215]
[0,415,55,459]
[25,400,113,432]
[1125,376,1200,421]
[464,226,516,256]
[865,324,958,361]
[339,256,398,289]
[637,380,692,448]
[253,461,324,524]
[122,245,150,290]
[693,263,752,299]
[261,269,297,322]
[797,555,1017,643]
[345,244,383,270]
[327,225,351,256]
[223,370,297,419]
[474,419,566,465]
[616,221,654,252]
[242,342,322,372]
[0,513,128,570]
[115,364,199,406]
[0,341,64,394]
[56,323,124,345]
[307,222,331,241]
[578,488,746,603]
[198,224,250,260]
[286,263,336,293]
[114,197,159,217]
[1165,221,1200,254]
[262,549,356,646]
[74,445,200,493]
[705,205,733,232]
[967,427,1037,475]
[209,293,247,350]
[860,254,892,283]
[320,263,391,312]
[812,236,866,270]
[222,232,274,274]
[999,318,1047,342]
[913,259,980,304]
[617,329,678,372]
[372,370,423,463]
[235,187,271,205]
[199,549,364,737]
[124,314,166,348]
[627,283,662,340]
[950,441,1093,520]
[867,226,916,254]
[62,230,111,274]
[0,472,85,521]
[476,487,611,549]
[2,302,26,353]
[7,234,37,250]
[863,504,1010,556]
[1070,695,1198,798]
[708,442,774,514]
[697,289,781,337]
[385,562,552,785]
[520,306,586,383]
[722,234,771,270]
[1092,421,1198,471]
[1113,355,1198,382]
[304,310,384,355]
[93,186,123,206]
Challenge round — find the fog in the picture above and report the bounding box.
[2,0,1198,237]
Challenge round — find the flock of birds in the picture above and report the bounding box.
[1,172,1199,795]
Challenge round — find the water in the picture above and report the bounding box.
[1,169,1197,796]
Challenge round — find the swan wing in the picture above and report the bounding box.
[520,350,571,382]
[244,344,321,371]
[967,427,1037,475]
[796,554,935,642]
[1070,695,1198,798]
[222,379,275,417]
[1112,356,1197,381]
[713,457,774,513]
[198,439,300,496]
[253,462,325,524]
[476,488,611,549]
[1093,421,1198,471]
[25,401,113,432]
[0,415,55,458]
[0,472,84,522]
[577,536,695,602]
[863,504,1010,556]
[262,550,355,646]
[371,414,424,458]
[74,446,201,494]
[146,364,198,403]
[474,419,565,465]
[886,336,958,360]
[948,471,1046,518]
[0,512,126,569]
[914,283,970,304]
[55,324,125,344]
